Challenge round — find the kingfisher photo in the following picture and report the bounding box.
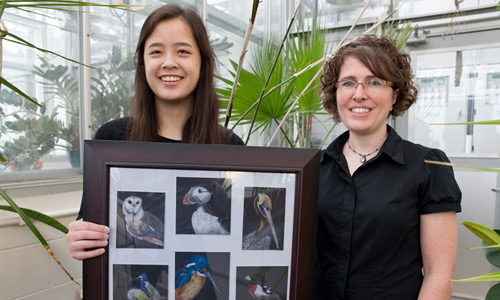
[116,191,166,249]
[176,177,232,235]
[175,252,229,300]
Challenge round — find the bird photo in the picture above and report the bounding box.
[113,264,168,300]
[117,191,165,248]
[176,177,231,235]
[236,266,288,300]
[175,252,229,300]
[242,188,285,250]
[127,272,164,300]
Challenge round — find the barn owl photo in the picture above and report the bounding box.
[121,195,164,247]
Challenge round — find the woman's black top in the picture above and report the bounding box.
[91,117,244,145]
[314,125,461,300]
[77,117,244,219]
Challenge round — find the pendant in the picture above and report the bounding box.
[360,156,367,164]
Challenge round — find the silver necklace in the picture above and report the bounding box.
[347,140,382,164]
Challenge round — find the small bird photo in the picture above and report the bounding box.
[242,188,286,251]
[113,264,168,300]
[175,251,230,300]
[236,266,288,300]
[176,177,232,235]
[117,191,165,249]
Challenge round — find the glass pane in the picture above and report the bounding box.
[397,0,498,17]
[312,0,498,28]
[316,0,387,26]
[412,47,500,155]
[0,6,81,178]
[88,3,140,136]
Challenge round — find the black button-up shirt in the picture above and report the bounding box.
[314,125,461,300]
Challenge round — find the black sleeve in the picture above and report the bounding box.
[77,117,131,219]
[230,132,245,145]
[93,117,131,140]
[419,148,462,214]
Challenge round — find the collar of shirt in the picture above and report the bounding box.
[320,125,406,166]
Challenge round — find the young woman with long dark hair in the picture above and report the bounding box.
[66,4,242,260]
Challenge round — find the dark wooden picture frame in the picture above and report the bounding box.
[82,140,319,300]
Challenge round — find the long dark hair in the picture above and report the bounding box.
[129,4,227,144]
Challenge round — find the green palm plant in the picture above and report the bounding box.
[286,25,330,148]
[221,0,412,148]
[218,37,297,146]
[221,21,411,148]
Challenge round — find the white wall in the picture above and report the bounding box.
[0,191,82,300]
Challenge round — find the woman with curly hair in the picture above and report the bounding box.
[314,35,461,299]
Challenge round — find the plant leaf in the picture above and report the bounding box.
[425,160,500,173]
[0,76,41,107]
[486,283,500,300]
[0,189,50,247]
[430,119,500,125]
[0,205,68,234]
[484,242,500,267]
[455,271,500,282]
[463,222,500,248]
[1,30,93,69]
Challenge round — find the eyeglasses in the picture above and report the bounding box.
[335,79,392,93]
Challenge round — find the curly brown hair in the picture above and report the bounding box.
[321,35,418,122]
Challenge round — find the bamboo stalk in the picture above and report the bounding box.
[224,0,260,128]
[0,0,7,91]
[0,19,6,92]
[244,0,304,145]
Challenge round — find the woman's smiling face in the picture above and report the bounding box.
[336,56,397,137]
[143,18,201,107]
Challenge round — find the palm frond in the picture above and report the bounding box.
[0,205,68,233]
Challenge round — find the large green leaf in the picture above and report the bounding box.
[463,222,500,249]
[219,39,296,136]
[484,230,500,267]
[486,283,500,300]
[0,205,68,234]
